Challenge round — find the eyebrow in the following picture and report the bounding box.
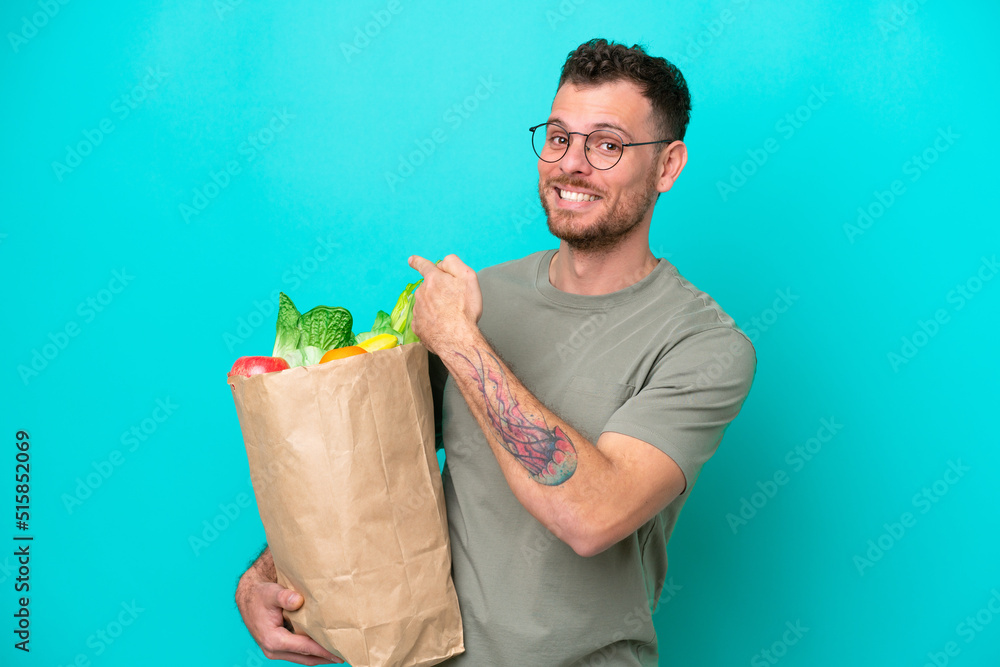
[547,116,634,142]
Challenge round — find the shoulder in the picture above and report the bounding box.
[477,249,550,289]
[656,263,752,340]
[646,263,757,375]
[680,326,757,376]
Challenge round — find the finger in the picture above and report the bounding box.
[265,650,338,666]
[439,255,479,283]
[436,254,467,275]
[408,254,441,278]
[275,630,342,662]
[261,582,304,611]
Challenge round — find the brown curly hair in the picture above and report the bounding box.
[558,38,691,143]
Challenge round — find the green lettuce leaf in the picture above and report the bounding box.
[389,280,422,345]
[271,293,355,367]
[299,345,329,367]
[299,305,354,351]
[355,310,403,346]
[272,292,303,364]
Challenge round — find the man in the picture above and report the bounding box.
[236,38,756,665]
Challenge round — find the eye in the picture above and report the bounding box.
[588,130,623,155]
[546,127,569,145]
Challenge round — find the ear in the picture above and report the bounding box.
[654,141,688,194]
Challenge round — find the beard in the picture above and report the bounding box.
[539,168,659,254]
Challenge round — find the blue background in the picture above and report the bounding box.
[3,0,998,665]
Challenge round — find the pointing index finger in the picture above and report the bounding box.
[408,255,439,277]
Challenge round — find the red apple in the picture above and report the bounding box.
[228,356,290,377]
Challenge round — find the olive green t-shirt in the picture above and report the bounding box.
[432,249,756,666]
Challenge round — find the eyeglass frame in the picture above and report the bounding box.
[528,122,674,170]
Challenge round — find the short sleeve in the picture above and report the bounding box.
[601,327,757,495]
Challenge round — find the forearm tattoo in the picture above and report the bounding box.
[458,349,577,485]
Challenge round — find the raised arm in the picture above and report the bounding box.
[410,255,687,557]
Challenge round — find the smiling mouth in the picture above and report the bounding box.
[555,187,602,202]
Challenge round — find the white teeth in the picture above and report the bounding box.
[558,188,599,202]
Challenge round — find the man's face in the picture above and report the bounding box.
[537,80,664,253]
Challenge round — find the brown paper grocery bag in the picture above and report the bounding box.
[227,342,464,667]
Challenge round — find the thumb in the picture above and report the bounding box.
[279,588,304,610]
[408,254,440,278]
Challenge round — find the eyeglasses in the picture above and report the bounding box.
[529,122,673,170]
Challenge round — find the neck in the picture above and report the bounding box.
[548,237,659,296]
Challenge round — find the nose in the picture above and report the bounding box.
[559,133,593,175]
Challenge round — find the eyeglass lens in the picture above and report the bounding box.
[532,123,624,169]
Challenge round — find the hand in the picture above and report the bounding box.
[236,573,343,665]
[408,254,483,356]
